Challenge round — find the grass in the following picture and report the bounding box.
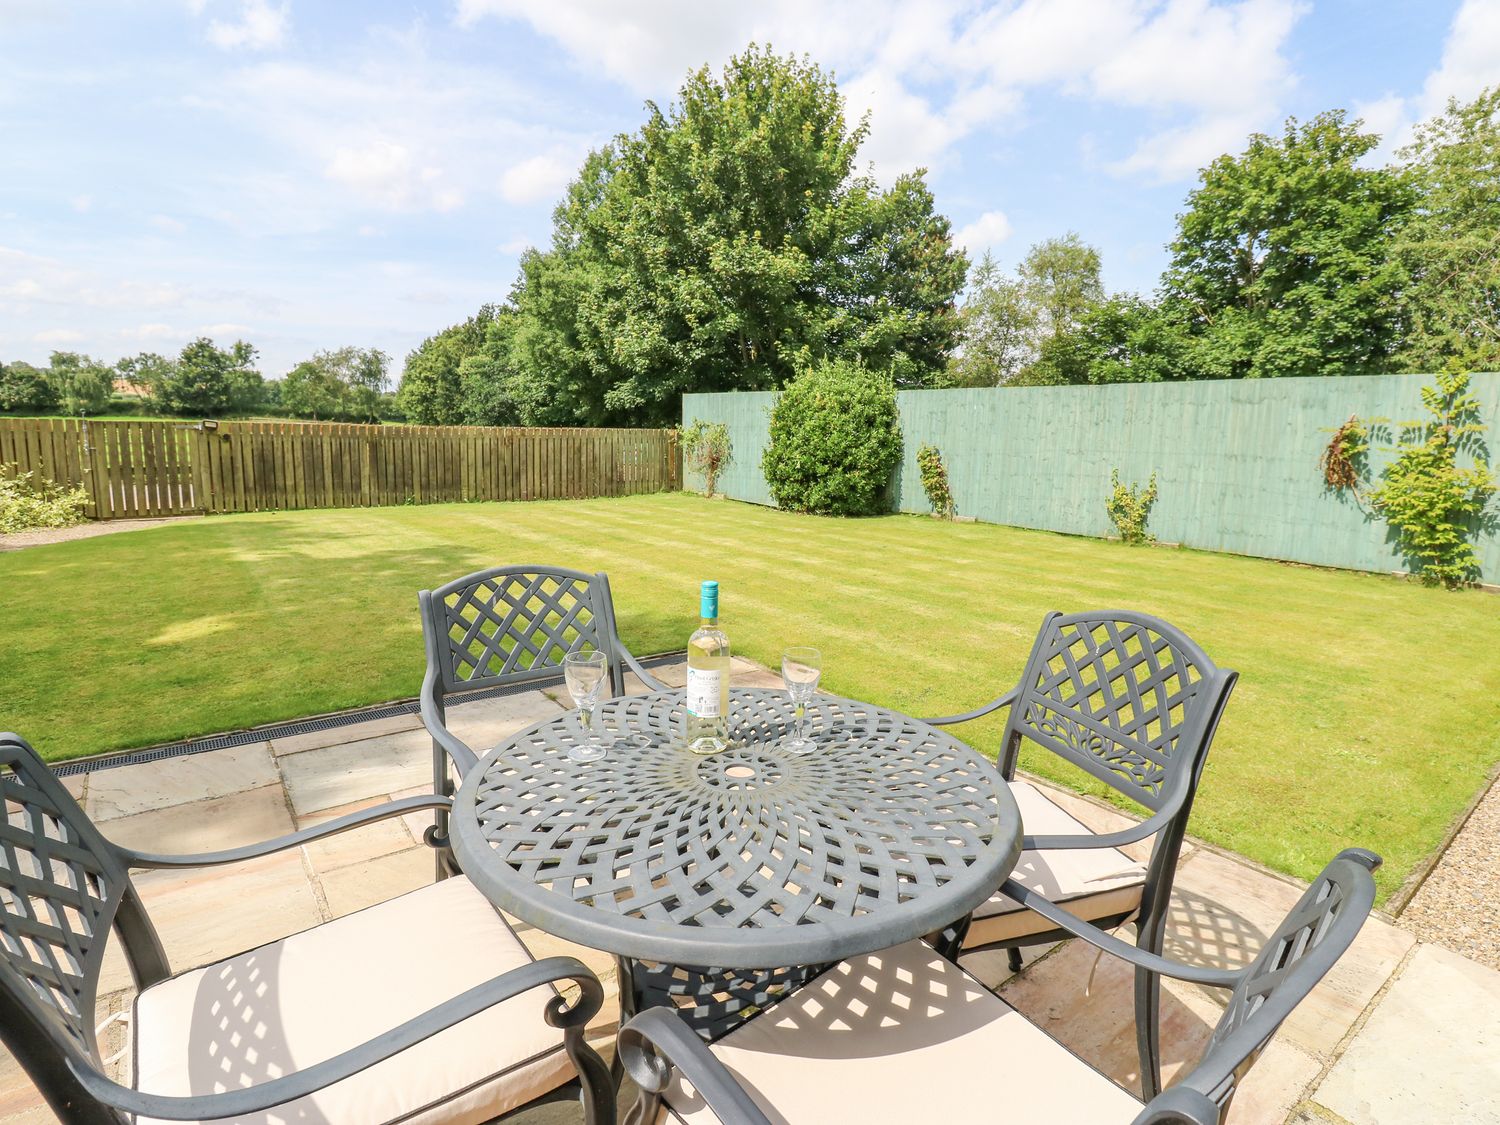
[2,492,1496,902]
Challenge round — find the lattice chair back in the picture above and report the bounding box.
[0,734,167,1121]
[1197,848,1378,1101]
[420,565,627,699]
[1005,611,1235,813]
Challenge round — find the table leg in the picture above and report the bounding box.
[931,910,975,964]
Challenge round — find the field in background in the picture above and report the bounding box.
[2,491,1496,901]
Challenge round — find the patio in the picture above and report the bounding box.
[4,654,1495,1125]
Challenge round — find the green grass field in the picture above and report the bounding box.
[2,492,1496,901]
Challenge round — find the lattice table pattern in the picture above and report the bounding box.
[453,688,1022,983]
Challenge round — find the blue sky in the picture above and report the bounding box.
[2,0,1497,379]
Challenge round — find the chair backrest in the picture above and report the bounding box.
[0,734,167,1122]
[1152,848,1379,1119]
[419,566,627,699]
[1005,611,1236,813]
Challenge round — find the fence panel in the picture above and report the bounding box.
[0,418,678,520]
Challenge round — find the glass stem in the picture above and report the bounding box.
[795,701,805,742]
[582,705,594,734]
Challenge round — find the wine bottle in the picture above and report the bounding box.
[685,580,731,754]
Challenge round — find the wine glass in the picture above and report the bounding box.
[781,647,822,756]
[563,648,612,762]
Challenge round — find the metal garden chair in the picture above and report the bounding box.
[923,610,1237,1099]
[617,848,1379,1125]
[0,732,615,1125]
[418,565,666,876]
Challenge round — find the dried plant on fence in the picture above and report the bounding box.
[1320,414,1367,494]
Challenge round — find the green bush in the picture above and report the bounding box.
[1106,469,1159,544]
[0,466,90,533]
[762,360,902,516]
[0,361,58,412]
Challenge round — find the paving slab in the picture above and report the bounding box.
[99,784,294,855]
[296,795,417,876]
[279,727,431,816]
[1312,942,1500,1124]
[318,845,434,919]
[269,710,423,756]
[442,689,567,752]
[84,742,278,821]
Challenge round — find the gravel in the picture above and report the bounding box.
[0,516,193,552]
[1400,773,1500,970]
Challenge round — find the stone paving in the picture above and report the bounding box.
[4,657,1498,1124]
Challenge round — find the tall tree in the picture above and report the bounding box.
[1392,87,1500,372]
[0,360,58,412]
[1019,233,1103,344]
[494,45,967,426]
[46,352,114,415]
[143,339,263,416]
[1161,110,1413,379]
[947,252,1037,387]
[283,347,389,421]
[397,305,499,425]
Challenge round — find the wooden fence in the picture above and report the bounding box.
[0,418,680,519]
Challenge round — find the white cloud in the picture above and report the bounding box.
[500,154,574,205]
[32,328,84,345]
[497,236,534,254]
[324,140,464,211]
[149,214,187,234]
[120,323,181,341]
[954,210,1013,257]
[206,0,289,51]
[457,0,1308,184]
[70,194,92,212]
[199,322,254,337]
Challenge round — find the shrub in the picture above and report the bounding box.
[1368,370,1496,588]
[762,360,902,516]
[0,361,58,412]
[1320,414,1368,494]
[0,466,90,533]
[1106,469,1158,544]
[682,419,733,497]
[916,443,954,518]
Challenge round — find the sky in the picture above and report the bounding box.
[2,0,1499,381]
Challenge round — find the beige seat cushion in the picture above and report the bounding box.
[965,780,1147,949]
[134,875,577,1125]
[660,940,1141,1124]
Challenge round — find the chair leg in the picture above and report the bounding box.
[1007,947,1023,974]
[1134,963,1163,1101]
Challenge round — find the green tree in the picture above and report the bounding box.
[1393,88,1500,372]
[1161,110,1413,380]
[397,304,500,425]
[1027,295,1194,386]
[148,339,263,416]
[1019,233,1103,345]
[0,360,58,412]
[492,46,966,426]
[946,252,1037,387]
[115,352,177,412]
[47,352,114,415]
[283,347,389,421]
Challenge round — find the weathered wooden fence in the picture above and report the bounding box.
[0,418,679,519]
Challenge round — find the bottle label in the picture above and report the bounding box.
[686,667,722,718]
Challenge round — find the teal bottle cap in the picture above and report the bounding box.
[700,580,719,619]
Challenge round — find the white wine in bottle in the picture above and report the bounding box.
[685,580,731,754]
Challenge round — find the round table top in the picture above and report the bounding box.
[452,686,1023,970]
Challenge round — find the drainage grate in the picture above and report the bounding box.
[52,652,683,778]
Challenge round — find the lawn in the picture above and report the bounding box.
[2,492,1496,902]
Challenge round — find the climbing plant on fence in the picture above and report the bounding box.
[916,444,954,518]
[1106,469,1159,545]
[1367,370,1497,587]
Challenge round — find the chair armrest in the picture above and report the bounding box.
[1023,801,1180,852]
[1131,1085,1222,1125]
[921,686,1020,727]
[620,643,669,693]
[69,956,604,1120]
[115,794,452,869]
[420,667,481,775]
[997,878,1241,988]
[619,1007,774,1125]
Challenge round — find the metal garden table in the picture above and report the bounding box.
[452,687,1023,1039]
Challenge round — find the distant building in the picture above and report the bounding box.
[113,378,150,399]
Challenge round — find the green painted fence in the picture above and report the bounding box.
[683,372,1500,580]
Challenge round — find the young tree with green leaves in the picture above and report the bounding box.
[947,252,1037,387]
[1161,110,1413,380]
[1019,233,1104,345]
[136,339,263,416]
[283,347,389,422]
